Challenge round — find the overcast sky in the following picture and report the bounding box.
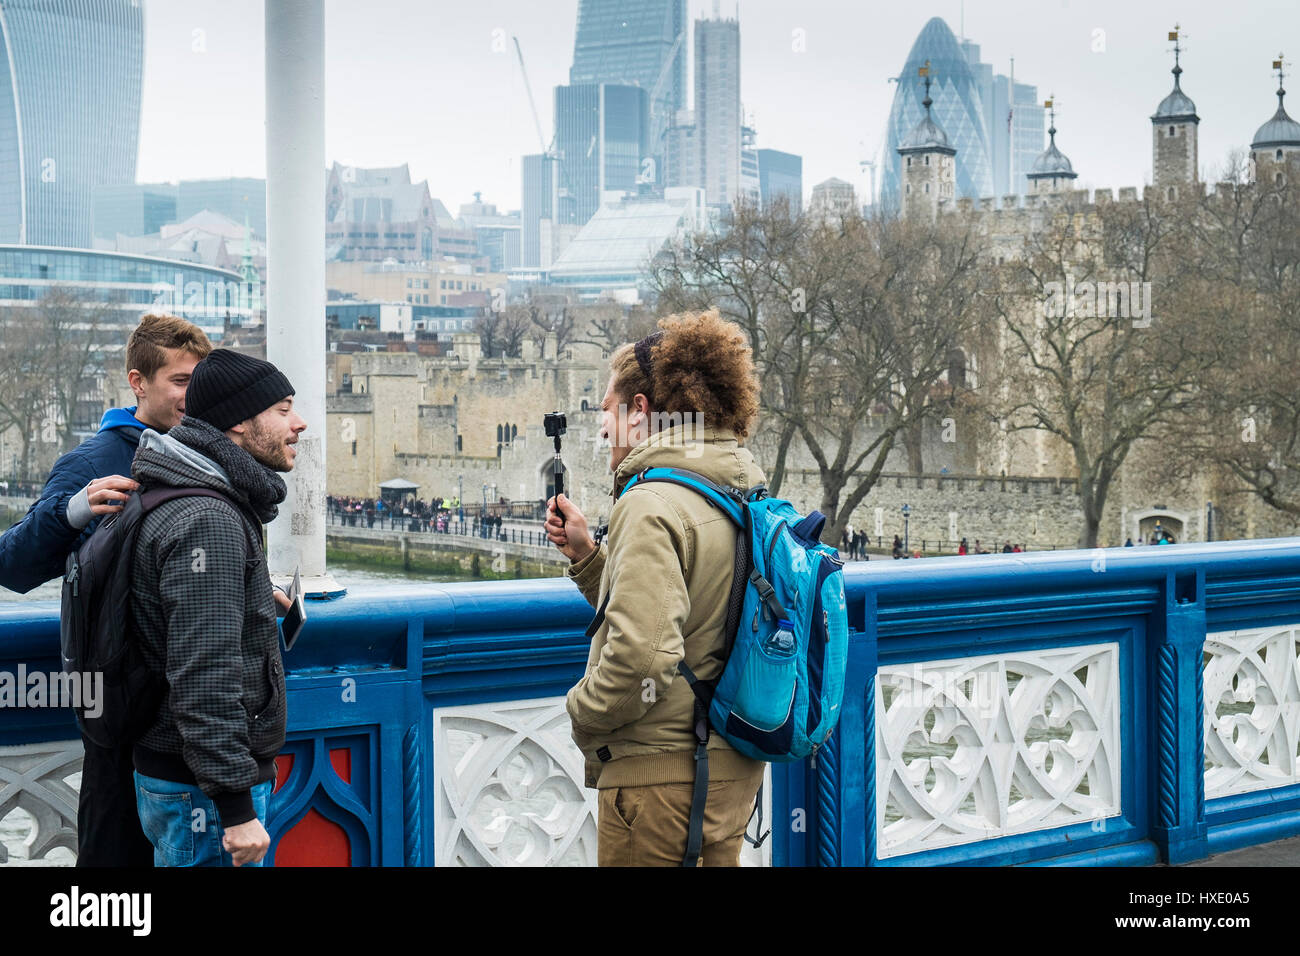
[137,0,1300,212]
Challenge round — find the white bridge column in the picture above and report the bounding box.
[264,0,340,595]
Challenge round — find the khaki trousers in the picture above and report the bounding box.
[596,766,764,867]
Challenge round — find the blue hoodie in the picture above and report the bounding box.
[0,406,148,593]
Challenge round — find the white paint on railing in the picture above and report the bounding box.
[432,697,771,866]
[876,643,1121,858]
[1204,623,1300,799]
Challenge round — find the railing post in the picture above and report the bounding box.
[1150,569,1209,864]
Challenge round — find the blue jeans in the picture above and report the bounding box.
[133,771,273,867]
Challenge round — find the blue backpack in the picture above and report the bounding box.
[617,467,849,864]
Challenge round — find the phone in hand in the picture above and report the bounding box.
[280,567,306,652]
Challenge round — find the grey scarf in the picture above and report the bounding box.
[169,415,288,523]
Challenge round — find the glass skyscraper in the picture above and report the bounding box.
[757,149,802,212]
[569,0,686,166]
[554,83,648,228]
[880,17,996,210]
[0,0,144,247]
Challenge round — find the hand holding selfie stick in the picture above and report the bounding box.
[545,412,567,527]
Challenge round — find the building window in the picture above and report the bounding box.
[456,435,462,452]
[1277,172,1285,186]
[924,183,929,194]
[1278,149,1285,161]
[1169,126,1175,137]
[924,155,930,166]
[423,280,429,289]
[906,184,911,194]
[351,440,357,456]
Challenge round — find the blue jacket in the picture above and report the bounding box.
[0,407,147,593]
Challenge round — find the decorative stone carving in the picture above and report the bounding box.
[876,643,1121,858]
[0,740,82,865]
[432,697,770,866]
[1203,623,1300,799]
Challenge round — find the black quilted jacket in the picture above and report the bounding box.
[128,416,288,827]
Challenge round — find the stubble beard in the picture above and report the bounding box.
[246,418,291,472]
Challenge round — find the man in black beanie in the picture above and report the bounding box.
[126,348,306,866]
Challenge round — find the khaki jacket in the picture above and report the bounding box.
[566,424,766,789]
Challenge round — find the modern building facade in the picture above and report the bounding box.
[958,39,1043,200]
[521,153,558,268]
[544,186,704,302]
[694,17,742,210]
[0,245,254,333]
[757,149,802,212]
[553,83,649,228]
[0,0,144,247]
[569,0,687,166]
[177,178,268,238]
[880,18,997,209]
[93,183,179,240]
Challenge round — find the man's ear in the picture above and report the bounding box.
[127,369,145,399]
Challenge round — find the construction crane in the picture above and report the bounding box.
[513,35,553,157]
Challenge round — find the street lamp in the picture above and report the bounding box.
[901,503,911,556]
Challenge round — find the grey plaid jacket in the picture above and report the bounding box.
[128,417,288,826]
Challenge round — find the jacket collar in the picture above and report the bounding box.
[612,423,754,499]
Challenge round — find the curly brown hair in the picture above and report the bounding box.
[610,309,759,439]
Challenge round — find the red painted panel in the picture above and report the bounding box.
[273,754,294,794]
[329,747,352,784]
[273,808,351,867]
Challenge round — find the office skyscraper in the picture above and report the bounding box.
[0,0,144,247]
[695,17,741,210]
[959,38,1043,199]
[521,153,558,267]
[554,83,649,228]
[757,149,802,212]
[570,0,687,162]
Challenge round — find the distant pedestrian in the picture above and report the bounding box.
[958,537,968,556]
[892,535,903,559]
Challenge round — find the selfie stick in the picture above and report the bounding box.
[553,430,565,527]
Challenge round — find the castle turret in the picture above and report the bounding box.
[1251,55,1300,187]
[1026,98,1078,197]
[897,60,956,221]
[1151,26,1199,197]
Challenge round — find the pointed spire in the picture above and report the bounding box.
[1170,24,1183,89]
[1152,25,1198,123]
[1046,95,1057,145]
[920,59,933,114]
[1275,53,1287,112]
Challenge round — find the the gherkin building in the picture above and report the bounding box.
[880,17,994,211]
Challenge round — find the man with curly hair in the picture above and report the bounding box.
[544,309,766,866]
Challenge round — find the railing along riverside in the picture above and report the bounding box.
[1,538,1297,866]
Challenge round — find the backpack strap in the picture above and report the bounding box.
[619,467,747,528]
[675,660,712,867]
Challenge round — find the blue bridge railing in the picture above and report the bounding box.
[1,537,1298,866]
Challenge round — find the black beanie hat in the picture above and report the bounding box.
[186,349,296,431]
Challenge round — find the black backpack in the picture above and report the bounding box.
[60,486,257,748]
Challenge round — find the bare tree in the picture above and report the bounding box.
[1173,158,1300,518]
[985,194,1213,547]
[0,307,53,479]
[650,199,984,542]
